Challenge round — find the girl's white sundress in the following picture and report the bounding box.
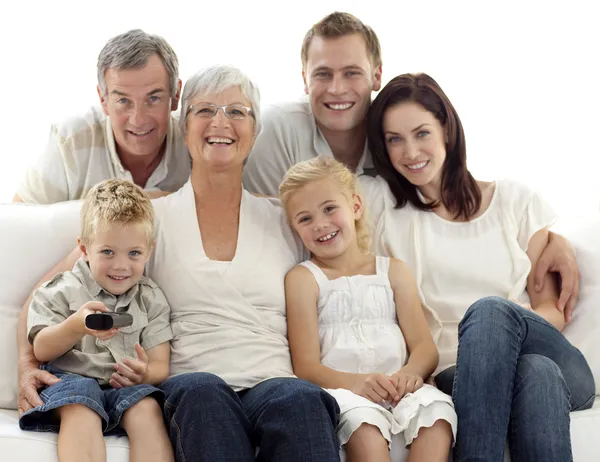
[299,256,457,448]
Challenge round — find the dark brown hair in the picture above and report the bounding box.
[367,73,481,220]
[301,12,382,69]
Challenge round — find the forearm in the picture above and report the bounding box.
[533,300,566,331]
[295,362,362,391]
[401,343,438,380]
[18,299,37,367]
[143,361,170,385]
[32,317,84,363]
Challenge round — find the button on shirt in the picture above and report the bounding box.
[27,258,173,385]
[17,106,191,204]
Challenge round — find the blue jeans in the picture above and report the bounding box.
[161,372,340,462]
[436,297,595,462]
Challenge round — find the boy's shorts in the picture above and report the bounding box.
[19,365,164,434]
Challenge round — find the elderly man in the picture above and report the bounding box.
[13,29,190,203]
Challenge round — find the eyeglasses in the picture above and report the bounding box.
[187,103,253,120]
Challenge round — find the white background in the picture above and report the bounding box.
[0,0,598,220]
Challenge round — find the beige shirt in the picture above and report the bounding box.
[148,181,305,391]
[17,106,191,204]
[27,258,173,384]
[243,100,374,196]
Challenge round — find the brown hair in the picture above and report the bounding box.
[367,73,481,220]
[301,12,382,69]
[280,156,371,254]
[80,179,155,246]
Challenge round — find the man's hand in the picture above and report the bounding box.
[109,343,149,389]
[533,232,580,323]
[17,358,60,416]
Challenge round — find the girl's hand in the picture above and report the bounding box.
[109,343,148,388]
[390,369,424,405]
[351,373,400,404]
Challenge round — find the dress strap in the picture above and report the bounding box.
[298,260,330,290]
[375,255,391,276]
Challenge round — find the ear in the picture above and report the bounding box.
[170,79,182,111]
[97,85,109,116]
[372,64,383,92]
[77,238,90,261]
[352,194,364,220]
[302,70,309,95]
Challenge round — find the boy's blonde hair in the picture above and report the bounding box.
[279,157,371,254]
[80,179,155,246]
[301,12,382,69]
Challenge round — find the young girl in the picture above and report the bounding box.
[279,156,457,462]
[364,73,596,461]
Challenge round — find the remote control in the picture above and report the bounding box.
[85,312,133,330]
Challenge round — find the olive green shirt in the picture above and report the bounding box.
[27,258,173,385]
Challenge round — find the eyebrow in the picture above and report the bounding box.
[110,87,167,97]
[312,65,364,73]
[293,200,336,219]
[385,123,431,135]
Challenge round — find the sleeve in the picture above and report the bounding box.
[139,285,173,351]
[243,106,297,197]
[516,186,558,252]
[16,125,70,204]
[27,276,71,344]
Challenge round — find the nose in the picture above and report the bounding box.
[327,74,348,96]
[129,103,151,126]
[210,108,231,128]
[111,255,129,271]
[405,140,420,160]
[314,217,329,232]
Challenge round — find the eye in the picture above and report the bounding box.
[149,95,161,103]
[194,106,214,116]
[297,216,311,224]
[345,70,361,77]
[386,136,402,144]
[314,71,330,78]
[417,130,430,137]
[324,205,337,214]
[117,98,129,105]
[101,249,113,256]
[129,250,141,257]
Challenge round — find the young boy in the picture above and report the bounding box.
[19,179,174,462]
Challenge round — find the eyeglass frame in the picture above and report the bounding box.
[187,103,254,121]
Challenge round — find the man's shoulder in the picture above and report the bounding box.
[262,100,314,129]
[52,105,107,142]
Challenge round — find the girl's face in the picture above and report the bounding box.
[382,101,447,196]
[286,178,363,260]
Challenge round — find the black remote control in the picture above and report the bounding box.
[85,312,133,330]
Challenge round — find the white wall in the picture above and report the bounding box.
[1,0,598,220]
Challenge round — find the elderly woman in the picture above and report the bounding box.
[16,65,340,462]
[146,65,340,461]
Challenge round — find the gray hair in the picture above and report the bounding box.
[179,65,262,137]
[97,29,179,98]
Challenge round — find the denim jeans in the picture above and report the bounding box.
[161,372,340,462]
[436,297,595,462]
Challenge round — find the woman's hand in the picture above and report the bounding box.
[110,343,149,388]
[17,357,60,416]
[351,373,400,404]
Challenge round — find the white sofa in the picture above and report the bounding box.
[0,200,599,462]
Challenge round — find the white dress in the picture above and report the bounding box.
[299,256,457,448]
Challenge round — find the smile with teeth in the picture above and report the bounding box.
[407,161,429,170]
[207,137,234,145]
[325,102,354,111]
[317,231,338,242]
[109,275,129,281]
[129,129,153,136]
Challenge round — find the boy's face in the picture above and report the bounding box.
[302,33,382,137]
[79,222,154,296]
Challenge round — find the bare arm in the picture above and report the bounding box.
[527,228,565,331]
[16,245,81,415]
[12,194,24,203]
[390,258,438,381]
[142,343,170,385]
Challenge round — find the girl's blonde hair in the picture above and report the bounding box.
[80,179,155,246]
[279,156,371,253]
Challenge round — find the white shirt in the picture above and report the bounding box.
[147,181,305,391]
[361,176,557,375]
[243,99,373,196]
[17,106,191,203]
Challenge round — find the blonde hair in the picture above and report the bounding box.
[279,157,371,253]
[80,179,155,246]
[301,12,382,69]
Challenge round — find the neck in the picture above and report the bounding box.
[117,141,166,185]
[318,122,367,172]
[190,164,243,206]
[312,242,371,274]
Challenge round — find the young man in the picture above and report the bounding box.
[13,29,190,204]
[243,12,382,196]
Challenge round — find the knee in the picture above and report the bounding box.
[516,355,568,398]
[58,403,102,426]
[124,397,163,422]
[460,296,518,333]
[162,372,232,410]
[271,380,339,420]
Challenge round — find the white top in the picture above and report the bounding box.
[243,99,374,196]
[299,256,407,375]
[361,176,557,375]
[147,181,305,391]
[17,105,191,203]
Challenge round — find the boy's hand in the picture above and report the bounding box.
[390,369,424,405]
[72,301,120,341]
[351,373,400,404]
[109,343,148,389]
